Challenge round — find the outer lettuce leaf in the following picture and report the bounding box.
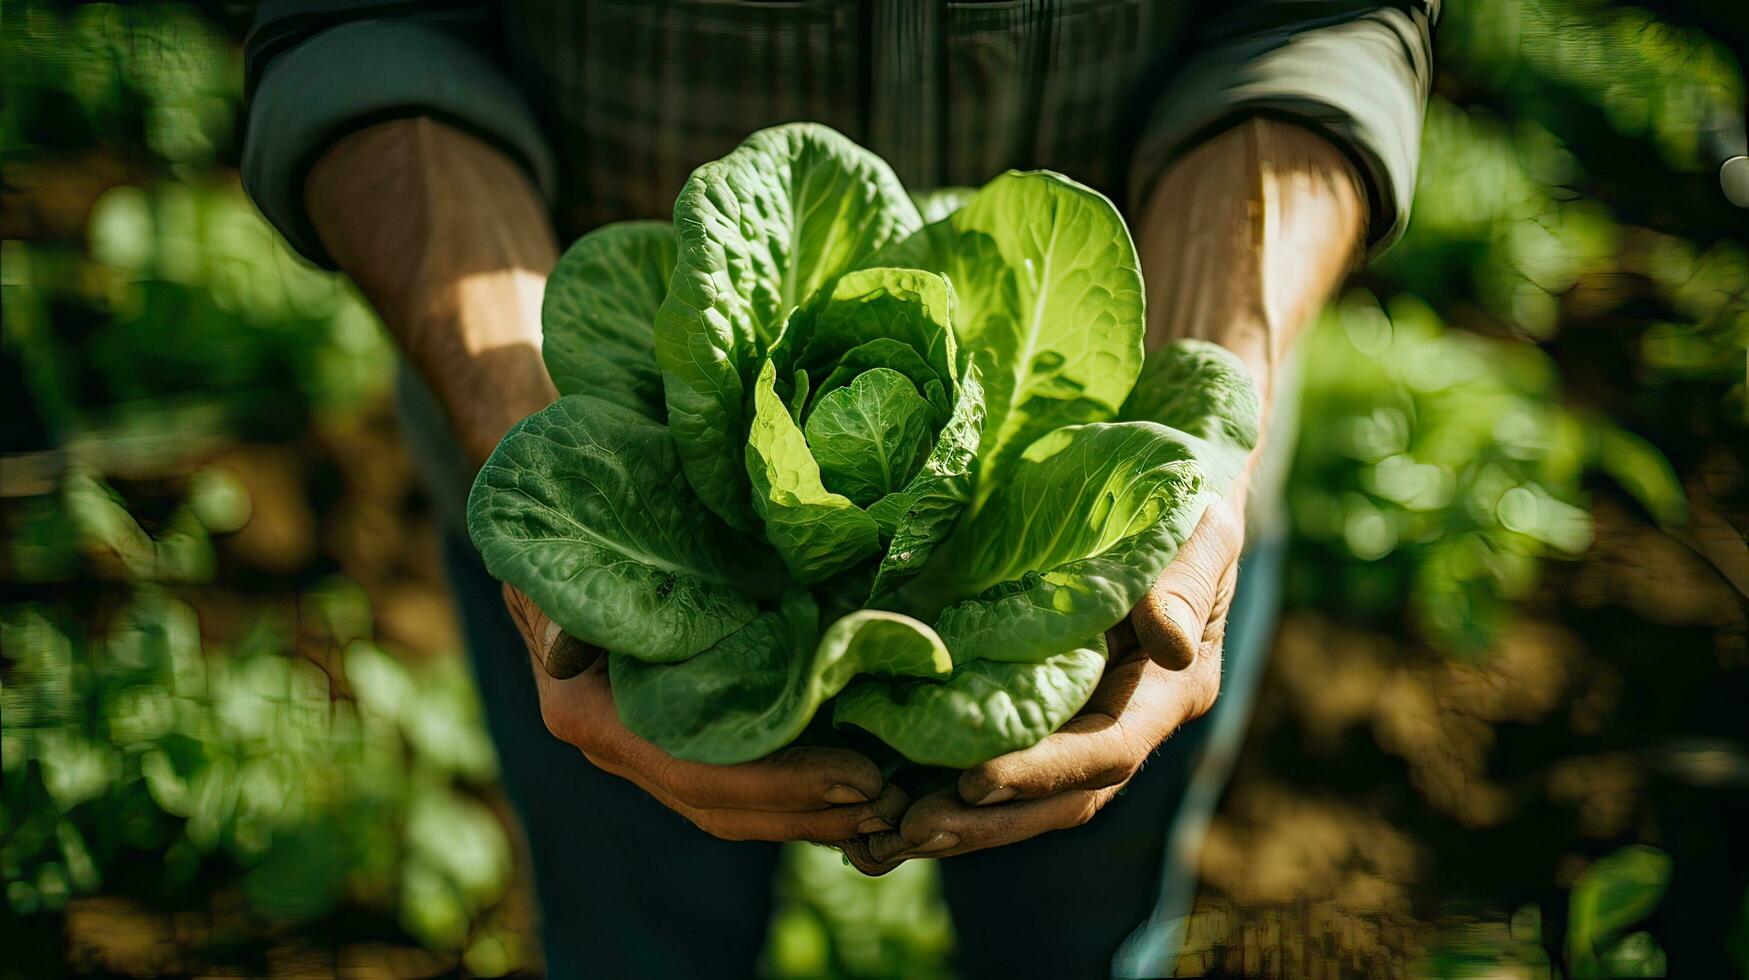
[835,638,1107,769]
[928,420,1247,665]
[467,396,782,663]
[1120,338,1261,457]
[612,597,952,765]
[542,221,675,419]
[745,360,881,584]
[656,125,922,530]
[878,172,1146,509]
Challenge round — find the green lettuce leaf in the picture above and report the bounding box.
[472,122,1266,774]
[880,171,1146,509]
[762,264,986,595]
[1120,338,1261,456]
[804,367,936,507]
[656,125,922,530]
[745,359,882,584]
[866,367,984,598]
[927,421,1245,665]
[612,597,952,765]
[834,638,1107,769]
[778,267,958,400]
[542,221,675,419]
[812,338,947,420]
[467,396,783,663]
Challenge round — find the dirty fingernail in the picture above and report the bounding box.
[974,786,1016,806]
[911,832,959,855]
[824,784,869,804]
[856,817,894,834]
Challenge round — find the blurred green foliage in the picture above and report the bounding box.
[0,3,237,172]
[2,0,391,453]
[764,844,955,979]
[1566,844,1674,977]
[1285,0,1745,653]
[1419,845,1673,979]
[1,0,1745,975]
[1288,291,1686,652]
[5,176,392,447]
[2,2,509,973]
[1,457,519,972]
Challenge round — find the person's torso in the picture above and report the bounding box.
[502,0,1197,236]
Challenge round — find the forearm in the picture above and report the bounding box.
[1137,117,1369,413]
[305,117,559,466]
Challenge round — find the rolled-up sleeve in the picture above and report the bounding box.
[1131,0,1438,258]
[242,2,556,267]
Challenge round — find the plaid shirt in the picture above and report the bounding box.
[507,0,1196,232]
[246,0,1436,266]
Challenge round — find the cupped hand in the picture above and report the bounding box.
[851,497,1244,874]
[503,585,906,843]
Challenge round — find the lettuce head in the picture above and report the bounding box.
[467,124,1258,768]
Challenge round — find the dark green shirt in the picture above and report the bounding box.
[244,0,1437,266]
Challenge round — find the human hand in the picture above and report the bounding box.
[503,585,908,843]
[852,493,1244,872]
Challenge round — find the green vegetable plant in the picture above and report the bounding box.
[467,123,1257,769]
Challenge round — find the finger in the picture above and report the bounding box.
[956,713,1142,805]
[1104,616,1141,659]
[956,648,1214,806]
[642,778,909,844]
[865,786,1122,864]
[533,666,885,811]
[833,836,904,877]
[502,583,597,678]
[1131,504,1243,670]
[659,746,887,813]
[704,781,910,843]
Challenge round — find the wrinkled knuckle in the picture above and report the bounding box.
[1085,761,1138,791]
[577,748,610,774]
[1201,609,1231,649]
[1182,665,1224,721]
[649,754,694,803]
[1186,560,1224,603]
[1190,671,1221,719]
[1115,752,1146,787]
[1071,797,1102,828]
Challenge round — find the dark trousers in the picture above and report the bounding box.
[445,534,1284,980]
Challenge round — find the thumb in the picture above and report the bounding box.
[1130,504,1243,671]
[502,583,598,679]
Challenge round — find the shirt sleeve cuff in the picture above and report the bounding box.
[242,18,556,268]
[1129,5,1434,260]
